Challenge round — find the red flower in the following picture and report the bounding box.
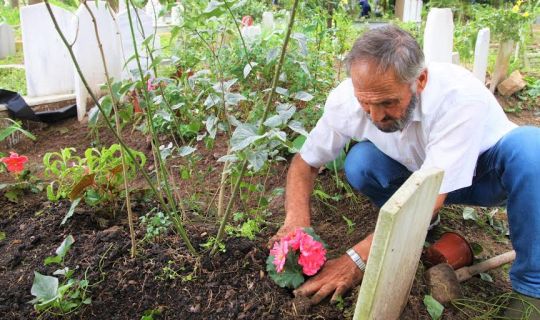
[1,152,28,173]
[241,15,254,27]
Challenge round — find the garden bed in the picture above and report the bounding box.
[1,106,539,319]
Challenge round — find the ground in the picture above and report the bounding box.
[0,100,538,319]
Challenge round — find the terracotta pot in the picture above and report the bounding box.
[424,232,474,270]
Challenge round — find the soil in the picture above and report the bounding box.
[0,96,539,319]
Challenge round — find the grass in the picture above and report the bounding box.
[0,5,20,26]
[0,48,24,66]
[0,67,27,95]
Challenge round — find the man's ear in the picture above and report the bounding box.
[416,69,428,94]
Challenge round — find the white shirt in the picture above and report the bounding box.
[300,63,517,194]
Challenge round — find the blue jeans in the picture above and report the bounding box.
[344,126,540,298]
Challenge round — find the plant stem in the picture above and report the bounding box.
[44,0,195,255]
[83,2,137,258]
[212,0,300,254]
[125,0,196,255]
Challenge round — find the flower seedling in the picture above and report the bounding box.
[30,235,91,315]
[266,227,327,289]
[0,152,28,173]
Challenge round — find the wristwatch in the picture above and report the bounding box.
[346,248,367,272]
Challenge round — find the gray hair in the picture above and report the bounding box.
[345,25,425,84]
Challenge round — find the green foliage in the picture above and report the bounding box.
[30,235,91,316]
[140,210,172,241]
[0,68,27,96]
[266,250,305,289]
[43,145,146,209]
[0,118,36,142]
[0,5,20,25]
[226,211,264,240]
[423,294,444,320]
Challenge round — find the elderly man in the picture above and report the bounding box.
[272,25,540,317]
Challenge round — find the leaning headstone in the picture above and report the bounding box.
[117,8,159,80]
[20,3,75,97]
[353,168,444,320]
[0,23,15,59]
[489,40,514,93]
[472,28,490,84]
[423,8,454,63]
[262,11,274,31]
[73,1,122,121]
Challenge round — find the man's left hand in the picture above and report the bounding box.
[293,254,364,304]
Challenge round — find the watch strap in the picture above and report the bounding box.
[346,248,367,272]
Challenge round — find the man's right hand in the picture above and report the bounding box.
[267,223,309,248]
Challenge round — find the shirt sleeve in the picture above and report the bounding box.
[420,98,489,194]
[299,89,352,168]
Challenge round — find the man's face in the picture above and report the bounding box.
[350,61,424,133]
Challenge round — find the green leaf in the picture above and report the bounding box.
[266,253,304,289]
[230,124,264,152]
[0,231,5,241]
[224,93,246,106]
[31,271,59,303]
[246,150,268,172]
[44,255,62,266]
[61,198,81,225]
[423,294,444,320]
[178,146,196,157]
[462,207,478,221]
[289,135,307,154]
[288,120,308,136]
[325,149,346,171]
[55,235,75,258]
[243,62,257,78]
[293,91,313,102]
[479,272,493,282]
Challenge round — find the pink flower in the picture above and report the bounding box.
[147,78,157,91]
[1,152,28,173]
[298,239,326,275]
[270,239,289,272]
[241,15,254,27]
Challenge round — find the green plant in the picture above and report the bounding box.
[0,68,27,95]
[140,209,172,241]
[43,144,146,207]
[225,211,264,240]
[30,235,91,316]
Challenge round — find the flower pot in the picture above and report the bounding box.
[424,232,474,270]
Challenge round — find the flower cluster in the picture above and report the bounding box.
[267,228,327,289]
[1,152,28,174]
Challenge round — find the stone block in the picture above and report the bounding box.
[497,70,526,97]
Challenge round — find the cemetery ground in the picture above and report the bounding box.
[0,100,539,319]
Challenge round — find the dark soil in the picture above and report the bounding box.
[0,99,539,319]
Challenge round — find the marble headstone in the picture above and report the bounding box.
[0,23,15,59]
[20,3,75,97]
[473,28,490,84]
[73,1,122,121]
[262,11,274,31]
[117,8,159,80]
[423,8,454,64]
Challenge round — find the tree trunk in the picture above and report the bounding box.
[9,0,19,8]
[28,0,42,5]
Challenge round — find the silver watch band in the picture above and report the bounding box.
[346,248,367,272]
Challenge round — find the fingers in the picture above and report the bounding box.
[331,285,347,303]
[310,284,335,305]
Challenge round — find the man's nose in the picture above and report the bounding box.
[369,106,386,122]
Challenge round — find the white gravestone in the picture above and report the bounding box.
[396,0,422,22]
[473,28,490,84]
[145,0,165,26]
[73,1,122,121]
[353,168,444,320]
[423,8,454,64]
[0,23,15,59]
[21,3,75,97]
[262,11,274,31]
[117,8,159,80]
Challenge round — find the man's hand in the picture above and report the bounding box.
[293,254,363,304]
[267,223,309,248]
